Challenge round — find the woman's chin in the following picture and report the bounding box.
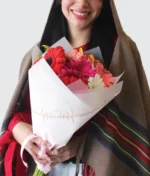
[71,21,91,30]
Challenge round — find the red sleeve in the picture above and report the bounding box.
[8,112,32,132]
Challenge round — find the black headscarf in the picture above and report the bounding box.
[40,0,117,68]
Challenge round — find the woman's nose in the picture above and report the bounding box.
[76,0,89,7]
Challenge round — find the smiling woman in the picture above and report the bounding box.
[0,0,150,176]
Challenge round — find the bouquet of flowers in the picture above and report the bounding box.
[21,37,123,175]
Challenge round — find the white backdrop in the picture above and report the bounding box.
[0,0,150,126]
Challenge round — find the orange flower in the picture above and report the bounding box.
[88,54,100,66]
[66,48,89,60]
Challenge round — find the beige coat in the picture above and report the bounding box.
[1,0,150,175]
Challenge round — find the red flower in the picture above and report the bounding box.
[53,64,64,74]
[56,57,66,64]
[34,46,67,75]
[60,76,78,85]
[44,46,65,67]
[46,46,65,57]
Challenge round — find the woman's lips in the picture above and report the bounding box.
[71,10,90,19]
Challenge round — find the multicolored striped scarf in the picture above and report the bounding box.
[83,102,150,176]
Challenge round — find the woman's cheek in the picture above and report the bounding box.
[62,0,74,5]
[92,1,103,11]
[62,0,68,4]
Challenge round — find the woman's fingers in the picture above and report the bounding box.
[29,137,52,158]
[26,141,60,165]
[32,137,52,148]
[31,143,49,159]
[48,135,83,165]
[50,162,58,168]
[49,154,70,167]
[24,135,62,166]
[49,147,74,166]
[48,146,65,156]
[25,141,50,164]
[56,147,73,163]
[25,142,38,161]
[35,157,50,165]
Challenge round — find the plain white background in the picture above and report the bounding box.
[0,0,150,126]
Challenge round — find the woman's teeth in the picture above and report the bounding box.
[73,10,89,16]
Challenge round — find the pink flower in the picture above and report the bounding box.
[66,49,88,60]
[60,58,96,84]
[66,50,83,60]
[101,71,115,87]
[96,63,104,76]
[96,63,115,87]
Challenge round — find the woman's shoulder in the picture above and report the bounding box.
[18,42,41,80]
[119,33,137,47]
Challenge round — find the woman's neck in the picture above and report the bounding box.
[68,24,92,48]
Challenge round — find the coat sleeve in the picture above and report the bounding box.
[130,40,150,136]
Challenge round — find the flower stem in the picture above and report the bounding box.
[33,166,47,176]
[33,166,39,176]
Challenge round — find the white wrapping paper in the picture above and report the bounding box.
[21,37,123,174]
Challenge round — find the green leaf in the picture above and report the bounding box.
[42,45,50,51]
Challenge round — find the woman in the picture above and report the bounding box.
[0,0,150,176]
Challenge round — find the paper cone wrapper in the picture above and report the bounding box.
[29,58,123,148]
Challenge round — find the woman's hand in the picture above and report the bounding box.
[47,134,84,167]
[12,122,51,164]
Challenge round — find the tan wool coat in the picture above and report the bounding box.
[0,0,150,175]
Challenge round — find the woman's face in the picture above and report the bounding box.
[61,0,103,29]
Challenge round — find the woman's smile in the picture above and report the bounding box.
[62,0,103,29]
[71,9,91,19]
